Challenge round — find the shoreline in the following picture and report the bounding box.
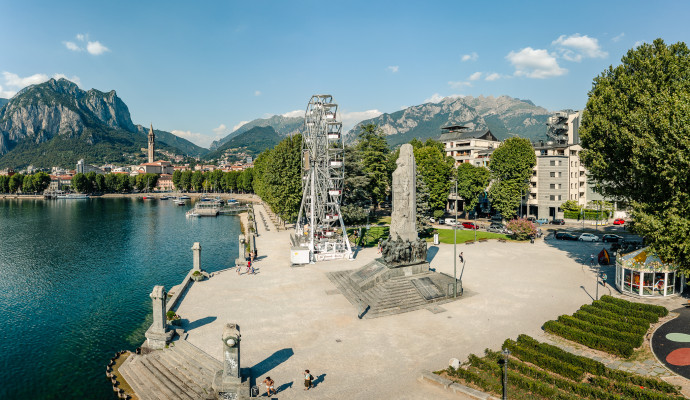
[1,192,262,202]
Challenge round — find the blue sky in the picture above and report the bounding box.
[1,1,688,148]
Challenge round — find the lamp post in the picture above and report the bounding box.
[502,348,510,400]
[453,179,458,297]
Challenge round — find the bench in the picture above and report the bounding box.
[478,238,488,242]
[498,238,507,243]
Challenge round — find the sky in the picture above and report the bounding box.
[1,1,688,148]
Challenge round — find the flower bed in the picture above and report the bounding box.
[443,334,682,400]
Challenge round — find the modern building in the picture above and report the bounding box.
[439,126,501,168]
[76,159,104,175]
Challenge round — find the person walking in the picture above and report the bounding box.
[304,369,314,390]
[459,252,464,264]
[246,258,253,274]
[262,376,276,396]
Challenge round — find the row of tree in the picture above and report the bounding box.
[171,169,254,193]
[0,172,51,194]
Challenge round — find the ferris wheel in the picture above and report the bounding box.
[294,94,352,262]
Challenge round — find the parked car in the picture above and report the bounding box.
[438,218,445,225]
[536,218,549,224]
[526,216,536,222]
[613,218,625,225]
[487,223,506,233]
[579,233,600,242]
[462,222,479,230]
[602,234,624,243]
[550,219,566,225]
[555,232,578,240]
[445,218,457,226]
[429,217,436,223]
[490,215,503,222]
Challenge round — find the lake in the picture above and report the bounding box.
[0,198,241,399]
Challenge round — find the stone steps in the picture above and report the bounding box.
[119,339,220,400]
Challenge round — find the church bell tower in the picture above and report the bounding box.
[148,124,155,163]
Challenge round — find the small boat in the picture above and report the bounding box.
[186,210,200,218]
[142,196,155,200]
[159,196,170,200]
[175,200,186,206]
[56,193,89,199]
[179,195,191,200]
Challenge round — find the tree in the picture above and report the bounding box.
[191,171,204,192]
[356,124,390,209]
[488,137,536,219]
[72,173,88,193]
[506,218,538,241]
[172,170,182,190]
[180,171,192,192]
[455,162,491,213]
[8,174,23,193]
[22,175,35,193]
[32,172,51,193]
[413,142,454,215]
[579,39,690,272]
[0,175,8,193]
[416,174,431,232]
[342,144,372,225]
[105,173,118,193]
[93,174,106,193]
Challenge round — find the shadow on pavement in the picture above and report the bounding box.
[426,246,439,263]
[185,316,217,331]
[313,373,326,388]
[250,348,295,378]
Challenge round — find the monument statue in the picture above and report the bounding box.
[381,143,427,267]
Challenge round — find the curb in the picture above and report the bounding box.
[418,370,499,399]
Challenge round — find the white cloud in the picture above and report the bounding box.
[339,109,383,132]
[76,33,85,41]
[424,93,465,103]
[506,47,567,79]
[86,41,109,55]
[552,34,607,61]
[448,80,472,89]
[212,124,228,135]
[171,129,215,148]
[254,90,261,96]
[3,71,49,87]
[232,121,250,132]
[485,73,502,81]
[461,52,478,62]
[468,72,482,81]
[52,73,81,86]
[0,85,15,98]
[281,110,303,118]
[387,65,399,73]
[612,33,625,43]
[63,41,81,51]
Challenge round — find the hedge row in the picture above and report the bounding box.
[445,366,501,394]
[605,369,681,395]
[516,334,607,374]
[580,304,653,327]
[591,300,660,323]
[600,295,669,317]
[573,310,648,336]
[502,339,584,381]
[590,376,685,400]
[543,320,635,357]
[557,314,644,348]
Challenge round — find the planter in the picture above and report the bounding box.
[168,318,182,326]
[191,272,204,282]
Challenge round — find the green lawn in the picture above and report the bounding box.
[347,226,389,247]
[375,216,391,225]
[433,228,509,244]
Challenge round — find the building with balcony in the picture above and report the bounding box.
[439,126,500,168]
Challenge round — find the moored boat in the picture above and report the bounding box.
[56,193,89,199]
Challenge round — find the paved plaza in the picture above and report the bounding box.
[174,206,677,399]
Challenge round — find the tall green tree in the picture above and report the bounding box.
[579,39,690,271]
[413,141,454,214]
[32,172,51,193]
[22,175,35,193]
[191,171,204,192]
[356,124,390,209]
[342,144,371,225]
[172,170,182,190]
[455,162,491,212]
[0,176,8,193]
[487,137,536,218]
[8,174,23,193]
[93,173,106,193]
[72,173,89,193]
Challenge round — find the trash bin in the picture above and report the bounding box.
[433,233,439,245]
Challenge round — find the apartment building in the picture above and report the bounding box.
[439,126,501,168]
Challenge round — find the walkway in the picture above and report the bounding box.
[173,225,680,399]
[653,306,690,379]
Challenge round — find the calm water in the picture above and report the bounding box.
[0,198,241,399]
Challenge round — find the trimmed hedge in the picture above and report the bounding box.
[543,320,635,357]
[516,334,607,374]
[573,310,648,336]
[600,295,669,317]
[605,369,681,395]
[557,314,644,348]
[591,300,660,323]
[580,304,652,327]
[446,366,501,394]
[502,339,584,381]
[590,376,685,400]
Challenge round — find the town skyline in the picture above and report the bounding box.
[1,1,688,147]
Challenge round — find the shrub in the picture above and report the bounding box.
[506,218,537,240]
[579,304,652,327]
[589,376,684,400]
[573,310,648,336]
[502,339,584,381]
[591,300,660,323]
[543,320,634,358]
[557,315,643,348]
[515,334,607,375]
[600,295,668,317]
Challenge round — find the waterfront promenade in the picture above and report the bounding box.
[173,205,661,399]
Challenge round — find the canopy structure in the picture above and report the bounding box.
[615,247,684,297]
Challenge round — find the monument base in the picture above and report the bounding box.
[212,370,250,400]
[144,326,174,350]
[327,259,461,319]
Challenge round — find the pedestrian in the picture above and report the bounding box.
[602,273,608,288]
[378,238,383,254]
[590,254,596,266]
[263,376,276,396]
[304,369,314,390]
[459,252,464,264]
[246,258,253,274]
[237,261,241,275]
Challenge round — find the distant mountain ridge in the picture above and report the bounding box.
[210,114,302,150]
[347,95,553,146]
[0,98,9,110]
[204,126,281,161]
[0,78,207,168]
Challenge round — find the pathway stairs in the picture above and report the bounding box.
[328,269,455,319]
[119,338,221,400]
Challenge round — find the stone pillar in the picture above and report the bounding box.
[213,323,247,396]
[192,242,202,272]
[236,234,246,266]
[144,285,173,349]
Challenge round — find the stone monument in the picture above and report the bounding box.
[326,143,460,318]
[144,285,174,349]
[213,323,250,398]
[381,143,428,267]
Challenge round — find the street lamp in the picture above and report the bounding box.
[502,348,510,400]
[453,179,458,297]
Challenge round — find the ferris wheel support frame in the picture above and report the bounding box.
[294,94,352,262]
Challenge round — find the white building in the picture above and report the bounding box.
[439,126,501,168]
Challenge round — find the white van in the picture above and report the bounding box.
[445,218,456,226]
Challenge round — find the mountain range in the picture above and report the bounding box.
[204,126,281,161]
[0,78,207,169]
[210,114,302,150]
[346,95,552,146]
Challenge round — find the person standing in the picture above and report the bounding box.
[246,258,253,274]
[263,376,276,396]
[459,252,464,264]
[304,369,314,390]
